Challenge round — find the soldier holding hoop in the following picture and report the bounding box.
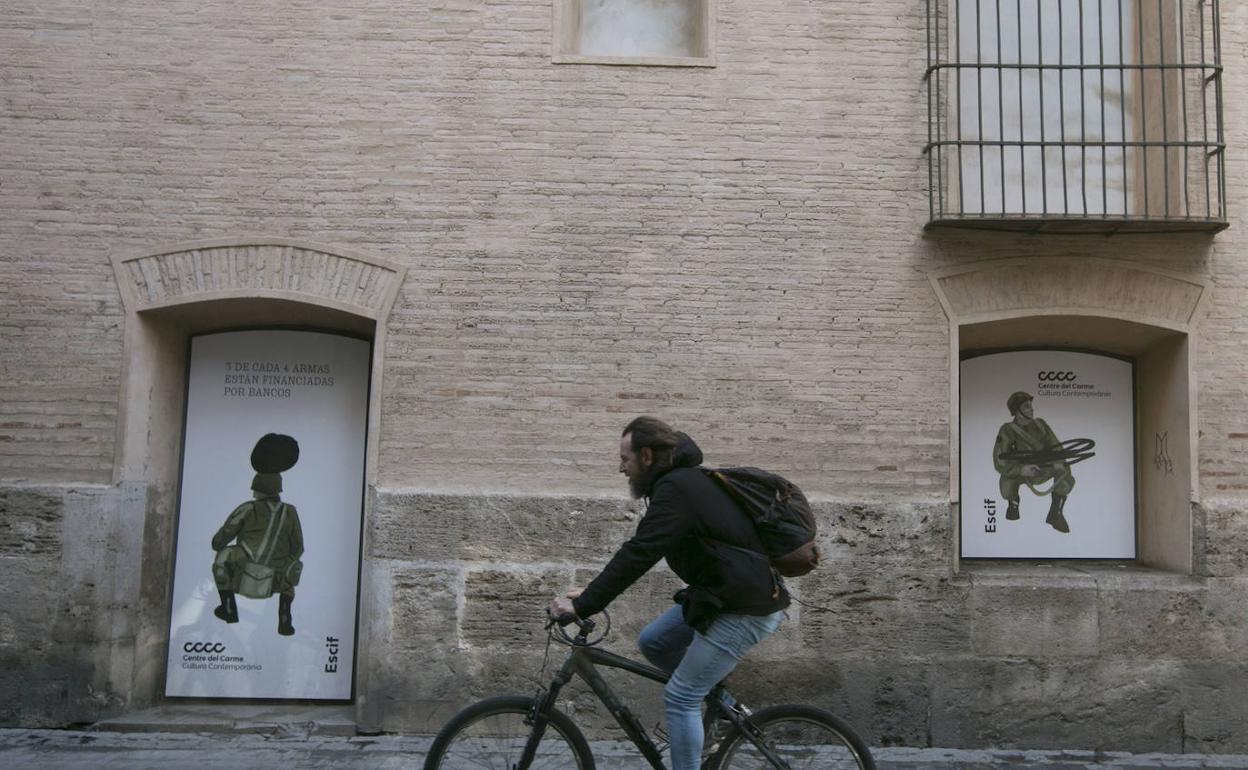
[993,391,1077,533]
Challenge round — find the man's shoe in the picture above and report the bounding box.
[1046,495,1070,533]
[1005,500,1020,520]
[1046,509,1070,533]
[278,594,295,636]
[213,590,238,624]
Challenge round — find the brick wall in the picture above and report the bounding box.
[3,0,1245,497]
[1,0,1246,750]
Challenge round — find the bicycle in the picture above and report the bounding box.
[422,611,875,770]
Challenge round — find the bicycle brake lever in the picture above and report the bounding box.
[544,608,581,630]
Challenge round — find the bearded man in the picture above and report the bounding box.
[549,416,788,770]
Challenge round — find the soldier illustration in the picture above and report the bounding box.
[993,391,1076,533]
[211,433,305,636]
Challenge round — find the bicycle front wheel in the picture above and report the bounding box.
[422,695,596,770]
[708,704,875,770]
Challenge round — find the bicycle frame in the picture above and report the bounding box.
[523,639,793,770]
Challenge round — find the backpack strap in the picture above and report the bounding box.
[1004,420,1057,452]
[253,501,287,566]
[696,534,769,562]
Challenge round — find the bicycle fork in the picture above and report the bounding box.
[519,662,574,770]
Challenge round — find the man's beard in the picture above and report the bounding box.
[628,470,647,500]
[628,461,666,500]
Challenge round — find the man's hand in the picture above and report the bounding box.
[548,588,582,622]
[1021,464,1041,478]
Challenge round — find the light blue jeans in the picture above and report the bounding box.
[637,604,785,770]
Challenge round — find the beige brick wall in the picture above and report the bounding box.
[2,0,1245,500]
[3,0,1248,749]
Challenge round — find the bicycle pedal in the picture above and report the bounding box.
[654,723,670,754]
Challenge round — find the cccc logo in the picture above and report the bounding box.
[1038,371,1077,382]
[184,642,226,654]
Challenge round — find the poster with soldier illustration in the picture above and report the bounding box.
[960,350,1135,559]
[165,330,370,699]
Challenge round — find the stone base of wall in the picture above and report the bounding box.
[363,490,1248,753]
[1,484,1243,753]
[0,482,173,728]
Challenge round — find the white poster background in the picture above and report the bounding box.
[166,330,369,699]
[960,350,1135,558]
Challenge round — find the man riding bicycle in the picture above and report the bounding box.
[549,416,789,770]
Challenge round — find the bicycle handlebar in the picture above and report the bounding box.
[546,609,607,646]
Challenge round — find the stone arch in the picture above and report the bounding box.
[110,239,405,483]
[112,238,405,319]
[930,257,1207,331]
[106,239,405,711]
[930,258,1210,573]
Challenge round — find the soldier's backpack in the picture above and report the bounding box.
[703,467,820,577]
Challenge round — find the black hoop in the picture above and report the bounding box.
[999,437,1096,467]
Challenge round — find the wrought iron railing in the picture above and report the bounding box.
[924,0,1226,233]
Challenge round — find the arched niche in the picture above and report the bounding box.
[107,239,405,709]
[111,239,405,486]
[931,258,1209,573]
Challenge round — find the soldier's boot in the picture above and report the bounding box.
[213,590,238,624]
[1005,499,1020,520]
[278,595,295,636]
[1046,495,1070,533]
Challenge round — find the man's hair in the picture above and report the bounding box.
[1006,391,1033,416]
[622,416,680,468]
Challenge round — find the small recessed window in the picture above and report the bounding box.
[554,0,716,67]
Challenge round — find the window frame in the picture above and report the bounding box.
[930,258,1209,575]
[552,0,717,67]
[923,0,1227,233]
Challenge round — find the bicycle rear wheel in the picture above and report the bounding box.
[422,695,595,770]
[708,704,875,770]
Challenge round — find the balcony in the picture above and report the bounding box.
[924,0,1227,234]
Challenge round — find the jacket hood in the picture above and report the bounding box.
[673,432,703,468]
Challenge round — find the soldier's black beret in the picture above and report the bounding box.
[250,433,299,473]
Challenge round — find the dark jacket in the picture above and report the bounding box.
[572,435,790,629]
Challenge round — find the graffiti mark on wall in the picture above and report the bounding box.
[1154,432,1174,475]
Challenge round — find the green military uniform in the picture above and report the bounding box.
[993,417,1076,500]
[210,433,303,635]
[992,391,1075,533]
[212,496,304,598]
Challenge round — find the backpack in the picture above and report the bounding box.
[703,467,820,577]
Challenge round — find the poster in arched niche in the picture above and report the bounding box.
[931,257,1208,571]
[960,349,1135,559]
[165,329,370,699]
